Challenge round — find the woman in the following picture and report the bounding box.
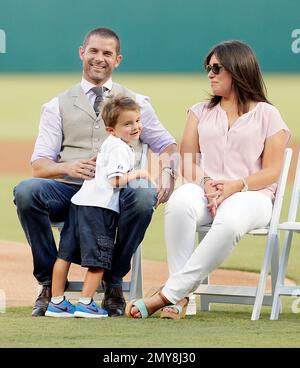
[126,40,290,319]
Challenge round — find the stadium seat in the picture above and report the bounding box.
[51,143,148,301]
[270,150,300,320]
[193,148,292,320]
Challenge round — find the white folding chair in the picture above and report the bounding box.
[193,148,292,320]
[51,143,148,301]
[270,151,300,320]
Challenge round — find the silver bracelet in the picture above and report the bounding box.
[200,176,212,187]
[162,166,178,180]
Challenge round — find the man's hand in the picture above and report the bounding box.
[63,156,97,180]
[155,171,175,208]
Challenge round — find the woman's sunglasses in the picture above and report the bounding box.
[205,63,223,75]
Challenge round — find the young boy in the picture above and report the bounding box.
[45,96,151,318]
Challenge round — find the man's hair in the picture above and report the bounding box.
[82,27,121,54]
[204,40,270,115]
[102,95,140,128]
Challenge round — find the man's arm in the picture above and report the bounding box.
[32,157,96,180]
[156,143,179,207]
[31,96,96,180]
[137,95,178,206]
[137,95,177,155]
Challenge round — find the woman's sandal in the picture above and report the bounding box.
[125,290,170,318]
[160,297,189,319]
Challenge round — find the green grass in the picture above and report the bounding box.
[1,303,300,348]
[1,73,300,141]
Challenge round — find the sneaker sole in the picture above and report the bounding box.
[74,311,108,318]
[45,311,74,318]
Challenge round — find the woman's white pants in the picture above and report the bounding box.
[162,183,272,304]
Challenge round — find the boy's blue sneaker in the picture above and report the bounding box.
[74,300,108,318]
[45,298,75,318]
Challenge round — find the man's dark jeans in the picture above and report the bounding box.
[13,178,157,286]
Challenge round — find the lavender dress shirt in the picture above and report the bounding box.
[31,78,176,163]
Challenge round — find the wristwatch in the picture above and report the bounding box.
[241,177,248,192]
[162,166,178,180]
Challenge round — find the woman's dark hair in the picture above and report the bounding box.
[204,40,270,114]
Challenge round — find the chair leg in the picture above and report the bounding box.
[270,231,293,320]
[271,236,279,294]
[199,276,211,311]
[270,288,282,320]
[128,245,143,301]
[251,233,278,320]
[200,298,210,312]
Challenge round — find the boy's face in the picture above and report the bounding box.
[107,109,142,143]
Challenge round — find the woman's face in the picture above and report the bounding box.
[207,54,233,98]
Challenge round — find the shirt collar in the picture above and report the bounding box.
[81,77,113,94]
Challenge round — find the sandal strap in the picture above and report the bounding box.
[133,300,149,318]
[163,304,183,314]
[131,289,171,318]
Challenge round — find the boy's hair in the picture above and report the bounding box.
[102,95,140,128]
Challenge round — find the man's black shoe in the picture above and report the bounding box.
[31,285,51,317]
[101,283,126,317]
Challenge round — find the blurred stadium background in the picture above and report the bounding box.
[0,0,300,347]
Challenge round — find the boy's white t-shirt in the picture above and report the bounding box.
[71,135,135,213]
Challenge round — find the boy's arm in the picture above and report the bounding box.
[108,169,149,187]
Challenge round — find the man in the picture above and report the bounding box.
[13,27,178,317]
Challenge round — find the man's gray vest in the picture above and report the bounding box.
[57,82,143,184]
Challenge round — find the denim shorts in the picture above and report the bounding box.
[58,204,118,270]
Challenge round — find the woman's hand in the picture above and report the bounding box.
[206,180,242,207]
[204,180,222,217]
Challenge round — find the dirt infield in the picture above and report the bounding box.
[1,140,297,307]
[0,240,295,307]
[1,140,299,180]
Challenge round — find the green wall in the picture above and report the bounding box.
[0,0,299,72]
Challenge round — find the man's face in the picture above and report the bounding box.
[79,35,122,85]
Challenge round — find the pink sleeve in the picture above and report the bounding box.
[188,102,208,120]
[266,105,291,144]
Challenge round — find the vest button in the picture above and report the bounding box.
[95,125,100,129]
